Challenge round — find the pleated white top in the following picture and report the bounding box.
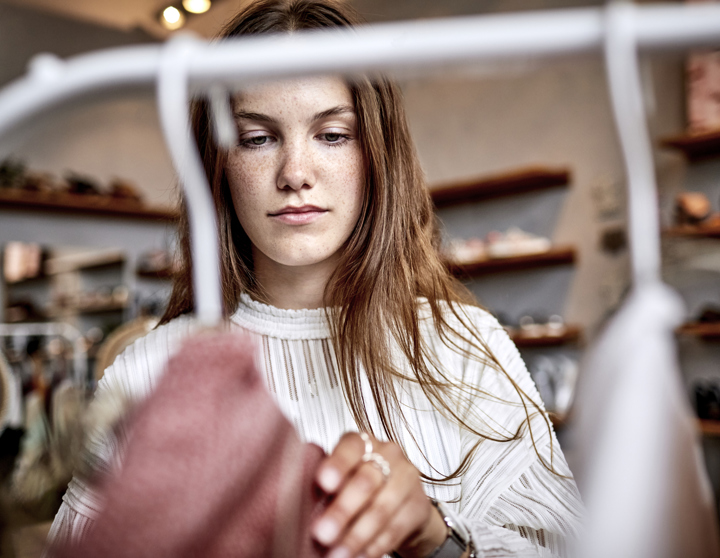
[48,295,583,557]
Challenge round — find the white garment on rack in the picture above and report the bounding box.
[47,295,583,557]
[0,350,23,430]
[575,283,719,558]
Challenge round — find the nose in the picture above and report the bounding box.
[277,138,314,191]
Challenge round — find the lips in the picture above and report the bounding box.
[269,205,327,225]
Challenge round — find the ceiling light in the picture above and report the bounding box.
[161,6,185,30]
[182,0,211,14]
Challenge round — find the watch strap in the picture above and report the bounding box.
[427,500,474,558]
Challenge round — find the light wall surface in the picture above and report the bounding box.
[0,0,688,336]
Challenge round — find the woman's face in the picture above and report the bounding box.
[226,76,365,278]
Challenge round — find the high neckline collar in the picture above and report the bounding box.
[230,293,332,340]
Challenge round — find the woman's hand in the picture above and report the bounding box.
[312,432,448,558]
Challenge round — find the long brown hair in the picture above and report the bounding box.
[161,0,554,482]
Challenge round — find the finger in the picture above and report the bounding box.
[313,459,387,547]
[316,432,369,494]
[330,449,420,556]
[330,478,411,558]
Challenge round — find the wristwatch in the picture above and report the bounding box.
[427,499,475,558]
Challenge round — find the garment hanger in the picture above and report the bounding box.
[0,5,717,324]
[157,36,223,325]
[573,4,718,557]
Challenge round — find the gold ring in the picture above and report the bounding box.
[362,452,391,481]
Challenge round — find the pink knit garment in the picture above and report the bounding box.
[53,331,328,558]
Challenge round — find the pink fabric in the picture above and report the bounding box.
[53,331,328,558]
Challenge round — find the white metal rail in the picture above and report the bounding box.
[1,3,718,322]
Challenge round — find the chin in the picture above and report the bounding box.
[275,253,337,268]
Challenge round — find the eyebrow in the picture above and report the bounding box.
[233,104,356,124]
[312,105,355,121]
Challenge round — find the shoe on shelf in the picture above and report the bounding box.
[676,192,712,225]
[486,227,552,259]
[444,237,487,264]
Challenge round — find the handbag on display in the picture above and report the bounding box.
[50,331,329,558]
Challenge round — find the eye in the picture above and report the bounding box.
[239,135,271,148]
[319,131,350,145]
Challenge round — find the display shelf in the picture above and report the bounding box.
[5,273,48,286]
[511,325,582,347]
[664,224,720,239]
[429,166,571,208]
[45,252,125,275]
[0,188,178,220]
[699,419,720,437]
[137,267,176,280]
[661,129,720,162]
[76,301,127,314]
[447,246,576,276]
[677,322,720,340]
[49,301,127,316]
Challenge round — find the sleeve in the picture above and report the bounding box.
[44,400,124,552]
[447,308,584,557]
[45,316,196,552]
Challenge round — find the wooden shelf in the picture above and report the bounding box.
[447,246,576,277]
[0,188,178,221]
[664,224,720,239]
[677,322,720,340]
[699,419,720,437]
[46,252,125,275]
[50,301,127,316]
[661,129,720,162]
[429,166,571,208]
[137,267,176,280]
[5,273,48,286]
[511,325,582,348]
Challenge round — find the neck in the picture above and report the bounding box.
[252,249,337,310]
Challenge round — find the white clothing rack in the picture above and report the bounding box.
[0,2,718,322]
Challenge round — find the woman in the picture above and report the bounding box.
[48,1,583,557]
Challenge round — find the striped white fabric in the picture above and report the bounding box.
[47,295,583,556]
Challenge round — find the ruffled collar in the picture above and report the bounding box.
[230,293,332,340]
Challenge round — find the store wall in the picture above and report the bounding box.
[351,0,685,333]
[0,3,176,209]
[0,0,688,335]
[401,56,685,333]
[0,3,177,322]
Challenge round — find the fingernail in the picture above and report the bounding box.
[313,517,339,545]
[327,547,351,558]
[318,467,341,492]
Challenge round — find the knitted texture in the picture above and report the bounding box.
[52,331,328,558]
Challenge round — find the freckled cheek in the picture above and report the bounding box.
[340,151,365,219]
[322,151,364,203]
[226,156,272,203]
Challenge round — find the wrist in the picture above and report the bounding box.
[395,498,448,558]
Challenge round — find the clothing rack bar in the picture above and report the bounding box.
[0,4,719,140]
[1,2,718,322]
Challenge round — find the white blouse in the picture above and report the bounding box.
[47,295,583,557]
